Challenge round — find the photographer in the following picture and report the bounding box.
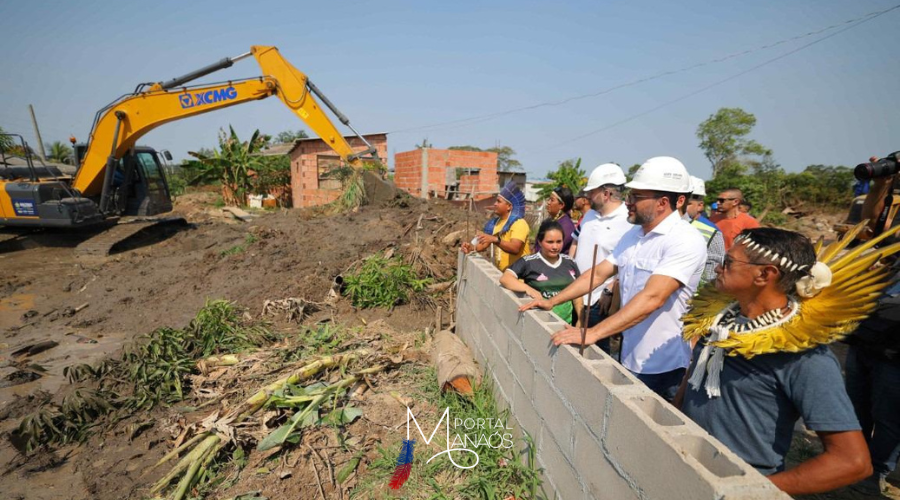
[845,155,900,496]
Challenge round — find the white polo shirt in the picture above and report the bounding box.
[572,203,631,305]
[606,211,707,374]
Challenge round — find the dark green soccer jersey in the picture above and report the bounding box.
[507,254,580,324]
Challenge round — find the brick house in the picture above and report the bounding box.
[287,133,388,208]
[394,148,499,200]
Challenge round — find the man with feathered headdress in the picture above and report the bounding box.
[461,181,530,271]
[676,224,900,495]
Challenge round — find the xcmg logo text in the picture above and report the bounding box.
[179,86,238,109]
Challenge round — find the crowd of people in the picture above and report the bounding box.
[460,158,899,497]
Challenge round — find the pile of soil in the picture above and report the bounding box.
[0,192,475,499]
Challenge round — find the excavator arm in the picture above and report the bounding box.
[73,45,377,199]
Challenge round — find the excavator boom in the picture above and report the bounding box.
[74,45,377,198]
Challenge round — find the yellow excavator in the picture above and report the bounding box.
[1,46,378,251]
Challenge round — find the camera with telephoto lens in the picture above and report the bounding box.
[854,151,900,181]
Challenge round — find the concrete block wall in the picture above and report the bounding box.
[455,253,791,500]
[392,148,499,200]
[289,133,388,208]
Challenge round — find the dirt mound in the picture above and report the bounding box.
[362,171,413,208]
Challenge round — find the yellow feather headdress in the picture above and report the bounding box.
[683,222,900,358]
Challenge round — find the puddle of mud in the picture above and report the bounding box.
[0,293,35,312]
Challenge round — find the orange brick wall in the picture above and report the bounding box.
[392,148,499,200]
[289,134,388,208]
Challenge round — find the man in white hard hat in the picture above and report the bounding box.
[522,157,707,400]
[567,163,632,354]
[682,176,725,286]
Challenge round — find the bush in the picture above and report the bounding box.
[342,254,430,308]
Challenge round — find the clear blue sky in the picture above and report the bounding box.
[2,0,898,179]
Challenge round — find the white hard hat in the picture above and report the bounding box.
[625,156,692,193]
[689,176,706,197]
[583,163,626,191]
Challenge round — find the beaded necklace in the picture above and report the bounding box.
[689,297,800,398]
[711,298,799,334]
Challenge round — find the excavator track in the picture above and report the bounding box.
[74,217,188,257]
[0,232,20,245]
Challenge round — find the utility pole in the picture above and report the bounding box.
[28,104,47,161]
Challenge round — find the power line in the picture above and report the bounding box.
[387,4,899,136]
[543,3,900,150]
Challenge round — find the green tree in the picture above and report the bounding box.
[782,165,854,208]
[185,126,271,206]
[626,163,641,182]
[46,141,73,164]
[273,129,308,144]
[697,107,771,177]
[0,125,14,151]
[489,145,522,172]
[537,158,585,200]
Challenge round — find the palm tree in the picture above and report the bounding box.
[47,141,73,164]
[187,126,269,206]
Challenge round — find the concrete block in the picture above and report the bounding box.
[520,311,561,377]
[463,284,492,330]
[573,422,642,500]
[512,382,541,448]
[491,381,512,416]
[533,371,575,455]
[540,431,585,500]
[492,287,527,336]
[455,300,478,348]
[584,359,641,392]
[536,457,558,500]
[483,263,504,281]
[508,335,536,394]
[485,309,511,362]
[553,346,612,437]
[487,355,515,401]
[604,392,739,500]
[456,300,483,350]
[464,259,493,295]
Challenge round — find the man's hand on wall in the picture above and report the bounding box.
[551,325,599,346]
[519,298,553,312]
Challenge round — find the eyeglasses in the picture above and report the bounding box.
[716,197,737,203]
[722,254,768,270]
[624,190,661,204]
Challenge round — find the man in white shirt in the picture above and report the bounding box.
[568,163,632,354]
[522,157,707,401]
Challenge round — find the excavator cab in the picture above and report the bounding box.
[105,147,174,217]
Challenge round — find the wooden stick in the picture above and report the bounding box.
[580,244,599,356]
[306,443,328,500]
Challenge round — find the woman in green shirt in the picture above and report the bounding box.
[500,220,581,324]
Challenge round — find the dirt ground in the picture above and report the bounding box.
[0,188,474,499]
[1,193,897,500]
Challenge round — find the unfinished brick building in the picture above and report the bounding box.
[393,148,499,200]
[288,133,388,208]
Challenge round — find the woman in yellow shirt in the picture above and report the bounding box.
[461,181,530,271]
